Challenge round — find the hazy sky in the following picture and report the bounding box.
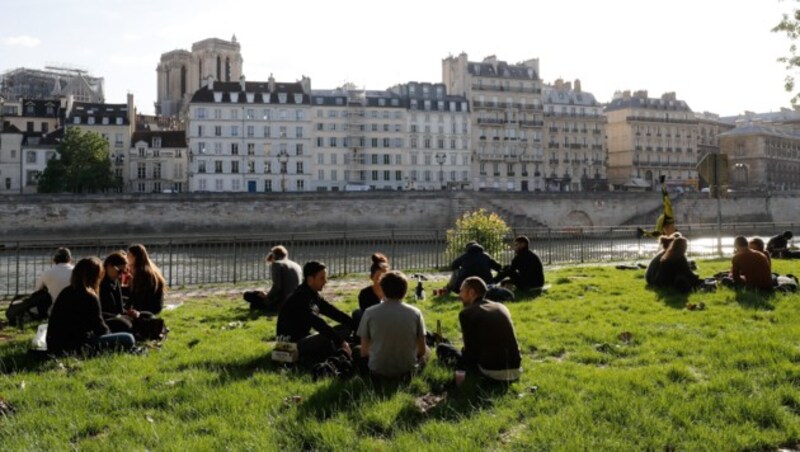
[0,0,794,116]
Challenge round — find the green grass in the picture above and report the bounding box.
[2,259,800,450]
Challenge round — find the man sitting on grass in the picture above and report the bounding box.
[493,236,544,290]
[276,261,355,363]
[436,241,502,295]
[767,231,800,259]
[436,276,522,382]
[358,270,428,378]
[727,236,773,291]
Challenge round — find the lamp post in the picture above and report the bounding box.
[435,152,446,190]
[278,150,289,192]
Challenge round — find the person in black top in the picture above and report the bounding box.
[494,236,544,290]
[767,231,800,259]
[653,237,700,293]
[352,253,389,329]
[440,242,502,294]
[276,261,355,363]
[46,257,135,355]
[645,233,681,286]
[99,251,134,334]
[127,244,166,315]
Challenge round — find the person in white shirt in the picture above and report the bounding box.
[34,248,74,312]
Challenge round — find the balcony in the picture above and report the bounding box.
[569,143,582,150]
[626,115,697,125]
[591,145,603,150]
[549,159,559,165]
[548,127,559,132]
[519,120,543,127]
[547,143,560,149]
[477,118,505,125]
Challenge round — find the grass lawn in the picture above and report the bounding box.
[1,259,800,450]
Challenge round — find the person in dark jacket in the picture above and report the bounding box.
[46,257,135,355]
[99,251,134,333]
[276,261,355,363]
[352,253,390,329]
[653,237,700,293]
[494,236,544,290]
[767,231,800,259]
[440,242,502,294]
[127,244,166,315]
[436,277,521,382]
[645,232,681,286]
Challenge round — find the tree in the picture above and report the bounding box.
[446,209,511,260]
[37,127,122,193]
[773,0,800,105]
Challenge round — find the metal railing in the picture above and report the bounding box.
[1,222,795,299]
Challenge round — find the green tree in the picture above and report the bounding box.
[445,209,511,260]
[773,0,800,105]
[37,127,121,193]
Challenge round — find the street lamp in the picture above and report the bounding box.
[278,150,289,192]
[435,152,446,190]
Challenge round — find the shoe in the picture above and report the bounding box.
[636,227,645,239]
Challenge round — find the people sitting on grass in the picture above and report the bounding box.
[748,238,772,270]
[352,253,390,329]
[243,245,302,312]
[437,241,502,295]
[645,233,681,286]
[46,257,135,355]
[493,236,544,291]
[726,236,773,291]
[637,175,677,240]
[99,251,135,334]
[358,270,429,378]
[127,244,166,316]
[436,277,522,382]
[652,237,701,294]
[767,231,800,259]
[276,261,355,363]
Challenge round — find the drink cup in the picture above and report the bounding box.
[455,370,466,386]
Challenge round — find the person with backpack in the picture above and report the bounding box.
[358,270,428,379]
[46,257,135,355]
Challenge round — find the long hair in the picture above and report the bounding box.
[370,253,390,277]
[661,237,688,263]
[70,257,104,295]
[128,244,167,295]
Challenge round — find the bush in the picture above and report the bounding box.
[446,209,511,260]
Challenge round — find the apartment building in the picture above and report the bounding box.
[20,128,61,193]
[542,79,608,192]
[0,125,23,193]
[130,131,188,193]
[1,98,65,134]
[719,124,800,191]
[604,90,699,191]
[443,53,544,191]
[187,75,312,192]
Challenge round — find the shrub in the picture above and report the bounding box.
[445,209,510,260]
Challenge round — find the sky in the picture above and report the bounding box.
[0,0,795,116]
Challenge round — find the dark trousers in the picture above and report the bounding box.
[104,315,134,334]
[297,324,352,364]
[243,291,281,311]
[436,343,466,370]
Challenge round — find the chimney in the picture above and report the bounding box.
[565,81,572,91]
[239,74,246,91]
[554,78,563,89]
[634,90,648,99]
[661,92,676,101]
[574,79,582,93]
[127,93,135,129]
[299,75,311,94]
[268,73,275,93]
[623,90,631,100]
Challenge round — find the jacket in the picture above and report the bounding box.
[451,244,502,288]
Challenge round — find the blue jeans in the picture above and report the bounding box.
[89,332,136,352]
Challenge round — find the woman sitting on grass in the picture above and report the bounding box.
[127,244,167,316]
[352,253,390,329]
[653,237,700,294]
[46,257,136,355]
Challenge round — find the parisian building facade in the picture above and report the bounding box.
[604,91,700,191]
[130,131,188,193]
[443,53,544,192]
[719,124,800,191]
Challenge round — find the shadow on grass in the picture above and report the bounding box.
[734,289,777,310]
[652,287,689,309]
[175,354,281,384]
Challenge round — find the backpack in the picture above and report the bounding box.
[5,289,52,328]
[486,286,515,302]
[132,317,167,341]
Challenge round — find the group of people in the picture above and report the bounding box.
[15,244,168,355]
[645,231,796,294]
[245,240,536,382]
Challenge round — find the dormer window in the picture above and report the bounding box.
[409,85,416,95]
[46,106,54,115]
[379,98,386,106]
[213,92,223,103]
[294,94,303,104]
[423,86,429,95]
[153,137,162,148]
[116,117,123,125]
[230,92,239,103]
[335,98,343,105]
[26,105,35,114]
[73,117,81,124]
[88,117,95,125]
[391,99,399,106]
[278,93,287,104]
[262,93,271,104]
[246,93,255,103]
[102,117,109,125]
[315,97,324,105]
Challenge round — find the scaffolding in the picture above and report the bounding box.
[0,66,104,103]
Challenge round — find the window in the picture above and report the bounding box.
[138,147,146,157]
[395,170,402,181]
[280,127,287,138]
[383,170,390,181]
[231,143,239,155]
[215,179,223,191]
[231,161,239,174]
[231,126,239,137]
[296,144,303,156]
[137,163,146,179]
[265,180,272,192]
[215,126,222,137]
[296,162,304,174]
[154,163,162,179]
[215,161,223,173]
[247,143,255,155]
[372,170,378,181]
[331,153,337,165]
[198,161,207,173]
[383,154,390,165]
[318,153,324,164]
[264,126,270,137]
[214,143,222,154]
[26,151,37,164]
[247,125,254,137]
[152,137,162,148]
[249,161,255,173]
[26,121,34,132]
[331,170,338,181]
[296,126,303,138]
[296,180,304,190]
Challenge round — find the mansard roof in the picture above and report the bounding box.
[604,97,692,113]
[467,61,538,80]
[21,99,63,118]
[68,102,130,124]
[131,130,187,148]
[543,87,600,107]
[190,81,309,104]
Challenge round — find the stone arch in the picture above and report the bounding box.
[564,210,593,228]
